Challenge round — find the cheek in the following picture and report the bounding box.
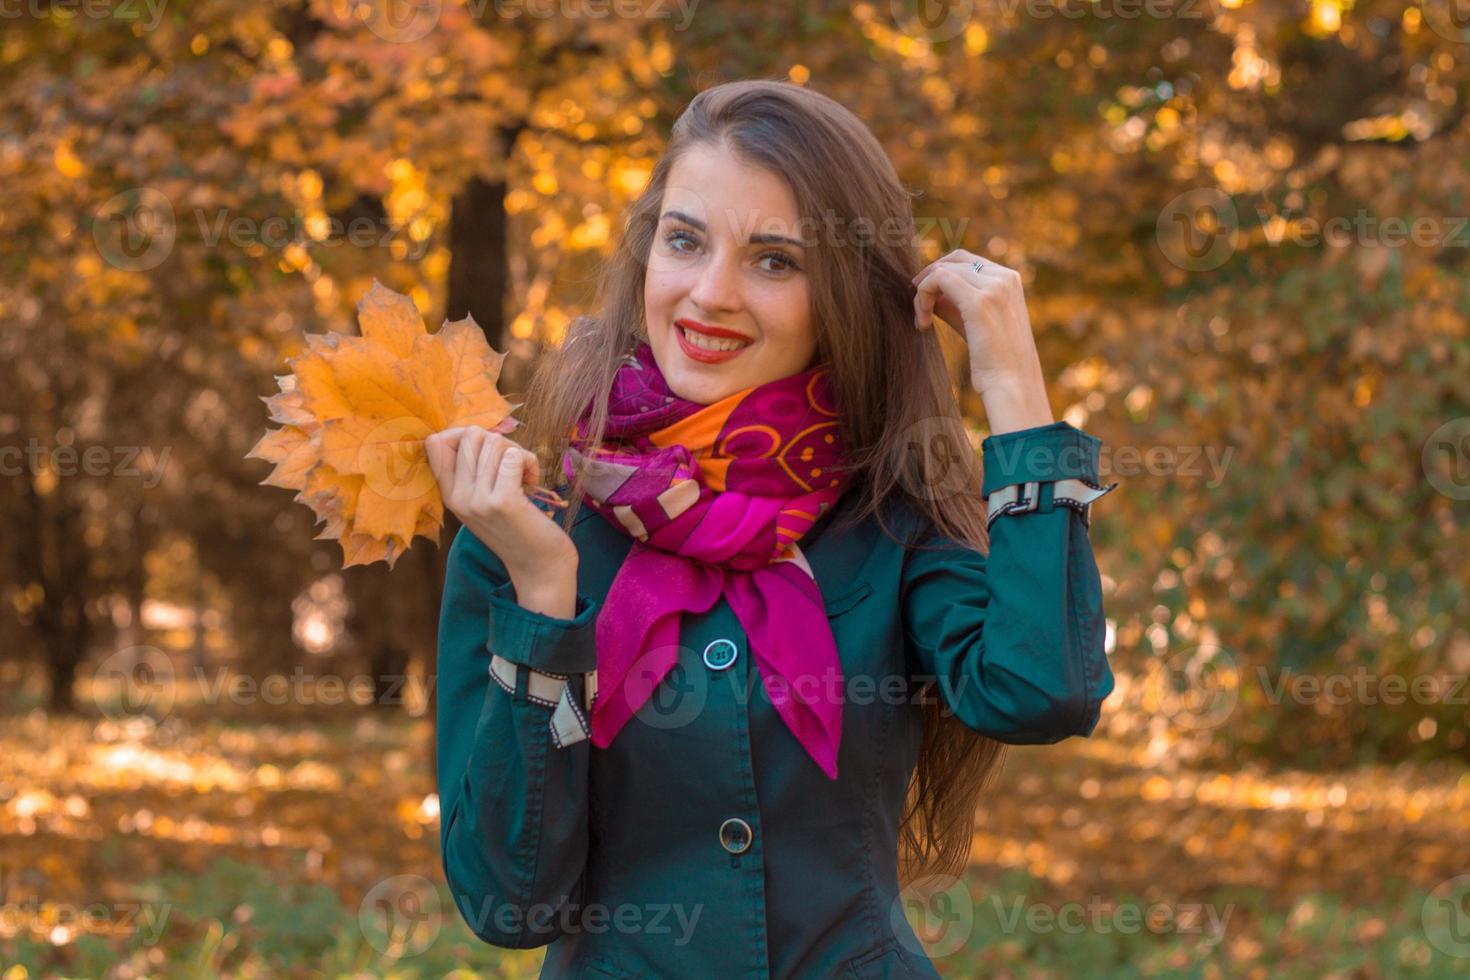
[642,272,661,311]
[755,285,814,349]
[643,267,685,318]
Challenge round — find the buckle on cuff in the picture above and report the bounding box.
[488,655,599,748]
[985,480,1040,528]
[986,478,1118,529]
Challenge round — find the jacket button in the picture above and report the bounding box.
[702,638,738,671]
[718,817,752,854]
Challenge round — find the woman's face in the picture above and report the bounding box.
[643,141,817,405]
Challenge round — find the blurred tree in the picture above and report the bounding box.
[0,1,1465,766]
[0,0,670,721]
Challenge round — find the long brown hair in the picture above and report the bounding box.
[520,77,1005,889]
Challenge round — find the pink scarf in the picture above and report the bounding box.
[561,342,854,780]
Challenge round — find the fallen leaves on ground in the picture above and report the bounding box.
[3,673,1467,974]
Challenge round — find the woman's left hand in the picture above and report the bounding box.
[911,250,1055,433]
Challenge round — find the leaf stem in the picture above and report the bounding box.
[525,484,570,509]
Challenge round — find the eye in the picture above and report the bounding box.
[664,229,699,253]
[758,251,800,274]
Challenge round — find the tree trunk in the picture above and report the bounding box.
[120,500,148,652]
[445,176,509,336]
[426,175,510,766]
[25,482,93,715]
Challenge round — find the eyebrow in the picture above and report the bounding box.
[661,210,807,249]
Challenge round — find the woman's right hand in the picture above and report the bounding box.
[425,427,580,616]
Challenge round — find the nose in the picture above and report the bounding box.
[687,248,741,315]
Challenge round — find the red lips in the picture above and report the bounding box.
[674,318,754,364]
[675,318,752,342]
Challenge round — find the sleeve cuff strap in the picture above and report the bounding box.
[488,653,597,749]
[980,420,1104,495]
[986,477,1119,530]
[485,579,601,675]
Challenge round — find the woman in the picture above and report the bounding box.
[427,78,1118,978]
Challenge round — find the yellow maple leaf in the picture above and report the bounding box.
[247,280,565,569]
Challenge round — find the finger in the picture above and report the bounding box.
[489,448,527,511]
[910,248,978,286]
[427,428,468,488]
[472,435,511,511]
[522,450,542,489]
[453,428,486,506]
[918,252,1015,288]
[913,286,928,331]
[969,258,1015,281]
[914,266,954,329]
[423,431,443,487]
[910,251,954,286]
[948,254,1016,285]
[916,266,976,338]
[434,426,468,453]
[425,434,450,487]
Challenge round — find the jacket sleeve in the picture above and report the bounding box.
[900,420,1118,742]
[436,524,600,948]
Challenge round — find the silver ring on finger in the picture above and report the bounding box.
[971,260,985,274]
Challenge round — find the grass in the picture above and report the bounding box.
[3,859,1465,978]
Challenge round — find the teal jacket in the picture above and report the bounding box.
[436,420,1117,978]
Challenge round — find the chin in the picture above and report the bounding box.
[666,366,742,406]
[649,335,746,404]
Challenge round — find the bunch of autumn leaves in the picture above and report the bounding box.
[247,281,563,568]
